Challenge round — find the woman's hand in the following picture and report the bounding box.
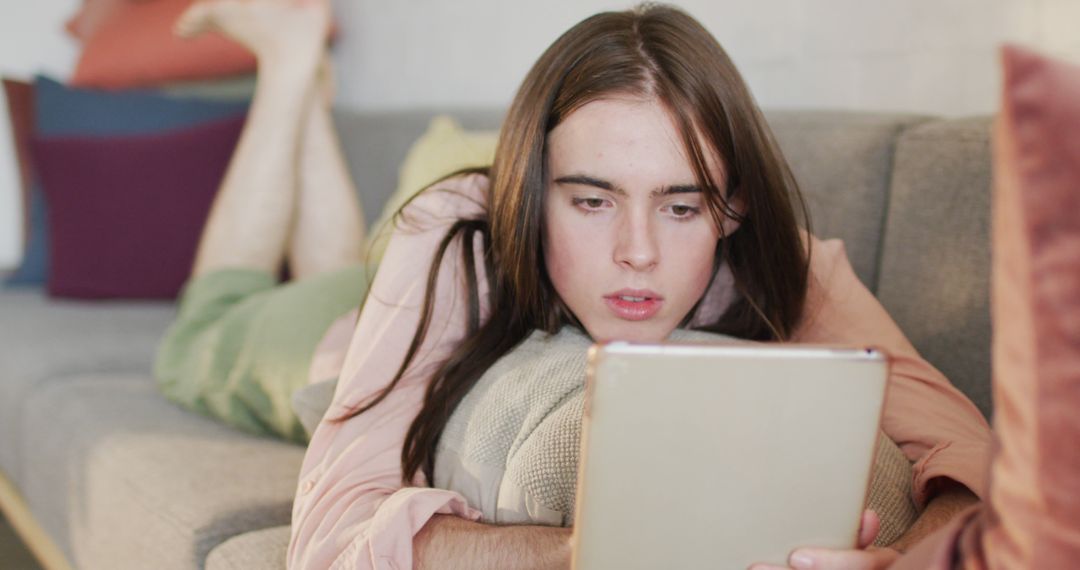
[748,510,901,570]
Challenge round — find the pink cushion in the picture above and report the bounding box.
[30,116,245,299]
[985,45,1080,567]
[71,0,256,89]
[888,43,1080,570]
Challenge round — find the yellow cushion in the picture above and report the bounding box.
[365,116,498,265]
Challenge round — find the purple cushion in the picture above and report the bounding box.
[30,116,245,299]
[3,75,249,287]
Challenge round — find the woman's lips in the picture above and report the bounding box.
[603,290,663,321]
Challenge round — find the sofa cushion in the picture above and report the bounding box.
[365,115,499,266]
[764,111,928,291]
[0,289,175,482]
[205,525,290,570]
[330,108,921,292]
[331,108,505,228]
[33,116,245,299]
[5,75,249,287]
[325,108,924,290]
[70,0,257,89]
[875,117,994,417]
[981,44,1080,567]
[19,373,304,570]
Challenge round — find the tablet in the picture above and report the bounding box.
[571,342,889,570]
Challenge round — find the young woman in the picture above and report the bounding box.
[164,1,994,569]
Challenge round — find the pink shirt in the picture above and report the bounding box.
[287,173,992,569]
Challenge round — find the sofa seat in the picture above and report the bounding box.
[0,289,176,483]
[206,524,291,570]
[16,372,304,570]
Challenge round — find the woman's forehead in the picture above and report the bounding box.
[546,97,726,187]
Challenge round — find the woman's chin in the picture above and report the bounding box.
[584,321,676,344]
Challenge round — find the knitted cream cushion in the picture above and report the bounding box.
[436,326,918,546]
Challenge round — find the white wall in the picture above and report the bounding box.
[0,0,1077,270]
[0,0,80,270]
[329,0,1080,112]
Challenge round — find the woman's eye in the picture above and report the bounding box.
[668,204,701,219]
[573,197,608,211]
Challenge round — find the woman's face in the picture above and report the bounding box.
[543,97,730,342]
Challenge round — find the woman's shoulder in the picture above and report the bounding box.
[801,230,850,279]
[799,230,863,302]
[795,231,881,339]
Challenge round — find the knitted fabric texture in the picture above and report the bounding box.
[435,327,918,546]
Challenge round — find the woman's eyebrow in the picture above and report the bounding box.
[554,174,624,194]
[553,174,701,196]
[659,184,702,196]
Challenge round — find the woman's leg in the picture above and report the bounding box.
[176,0,330,277]
[287,61,367,279]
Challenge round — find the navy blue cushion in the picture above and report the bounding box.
[4,189,48,285]
[4,76,248,287]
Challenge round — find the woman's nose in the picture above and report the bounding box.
[613,211,659,272]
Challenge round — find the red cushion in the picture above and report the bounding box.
[71,0,256,89]
[30,116,245,299]
[2,78,35,244]
[65,0,127,43]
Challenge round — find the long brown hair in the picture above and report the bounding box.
[342,3,811,484]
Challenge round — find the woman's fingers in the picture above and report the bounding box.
[785,546,899,570]
[746,512,891,570]
[857,509,881,548]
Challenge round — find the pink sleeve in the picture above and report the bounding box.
[792,236,992,507]
[307,307,359,386]
[288,174,490,570]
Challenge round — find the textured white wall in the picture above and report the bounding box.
[329,0,1080,113]
[0,0,1076,270]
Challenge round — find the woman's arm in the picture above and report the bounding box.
[791,236,993,505]
[746,236,992,569]
[415,515,571,570]
[890,483,979,553]
[288,174,493,569]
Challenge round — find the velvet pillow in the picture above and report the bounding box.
[30,116,246,299]
[983,45,1080,566]
[71,0,257,89]
[3,76,248,287]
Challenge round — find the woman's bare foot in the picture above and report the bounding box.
[174,0,331,69]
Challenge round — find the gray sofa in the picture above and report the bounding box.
[0,108,994,569]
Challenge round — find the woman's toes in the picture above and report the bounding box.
[172,0,330,59]
[174,1,214,38]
